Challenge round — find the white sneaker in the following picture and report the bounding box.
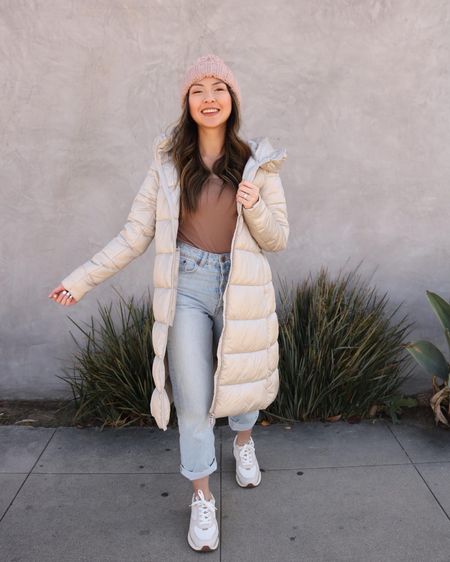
[187,489,219,552]
[232,435,262,488]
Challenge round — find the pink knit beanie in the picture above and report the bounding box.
[180,54,242,108]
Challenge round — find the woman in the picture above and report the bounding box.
[48,53,289,552]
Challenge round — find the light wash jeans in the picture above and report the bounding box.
[167,239,259,481]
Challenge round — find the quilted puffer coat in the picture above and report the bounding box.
[61,132,289,430]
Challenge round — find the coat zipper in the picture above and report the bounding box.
[159,161,181,328]
[207,154,280,427]
[208,200,243,427]
[168,247,180,326]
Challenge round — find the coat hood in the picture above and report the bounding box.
[151,132,287,176]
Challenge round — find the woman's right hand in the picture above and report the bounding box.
[48,284,78,306]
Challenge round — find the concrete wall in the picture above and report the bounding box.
[1,0,449,399]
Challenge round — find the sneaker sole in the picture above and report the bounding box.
[187,530,219,552]
[235,468,262,488]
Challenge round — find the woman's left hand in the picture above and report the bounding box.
[236,181,260,209]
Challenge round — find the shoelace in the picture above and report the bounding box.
[237,438,255,467]
[189,489,217,525]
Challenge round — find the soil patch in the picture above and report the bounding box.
[0,397,443,429]
[0,400,95,428]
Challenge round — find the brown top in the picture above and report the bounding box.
[177,174,238,253]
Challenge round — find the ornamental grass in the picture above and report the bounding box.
[266,264,415,423]
[58,288,172,429]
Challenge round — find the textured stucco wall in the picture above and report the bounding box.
[1,1,449,399]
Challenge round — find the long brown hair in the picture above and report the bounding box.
[163,85,252,218]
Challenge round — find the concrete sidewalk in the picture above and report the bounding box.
[1,419,449,561]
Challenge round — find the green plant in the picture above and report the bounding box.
[379,395,418,424]
[405,291,450,427]
[57,287,172,429]
[267,264,415,423]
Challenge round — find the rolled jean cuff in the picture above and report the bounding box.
[228,410,259,431]
[180,457,217,481]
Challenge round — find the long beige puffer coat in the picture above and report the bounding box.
[61,132,289,430]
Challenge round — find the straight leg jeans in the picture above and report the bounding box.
[167,240,259,481]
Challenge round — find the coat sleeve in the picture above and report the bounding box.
[241,165,289,252]
[60,162,159,302]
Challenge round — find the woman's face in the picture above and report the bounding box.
[188,76,232,129]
